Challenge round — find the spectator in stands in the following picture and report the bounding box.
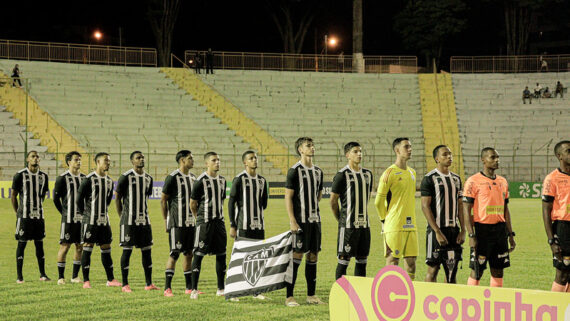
[555,81,564,98]
[205,48,214,74]
[540,56,548,72]
[543,87,552,98]
[522,86,532,104]
[534,83,543,98]
[12,64,22,88]
[194,53,202,74]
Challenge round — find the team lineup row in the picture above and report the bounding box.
[9,137,570,306]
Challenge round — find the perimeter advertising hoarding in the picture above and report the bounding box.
[330,265,569,321]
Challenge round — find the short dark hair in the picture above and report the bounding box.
[65,151,82,166]
[26,150,38,158]
[204,151,218,160]
[344,142,361,154]
[432,145,447,160]
[392,137,409,151]
[242,150,256,162]
[130,150,143,160]
[94,152,109,162]
[480,147,496,158]
[554,140,570,157]
[295,137,314,156]
[175,150,191,163]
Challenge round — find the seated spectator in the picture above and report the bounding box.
[11,64,22,88]
[542,87,551,98]
[555,81,564,98]
[522,86,532,104]
[534,83,542,98]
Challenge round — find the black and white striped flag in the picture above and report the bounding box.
[225,231,293,299]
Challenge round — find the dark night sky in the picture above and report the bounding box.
[1,1,567,69]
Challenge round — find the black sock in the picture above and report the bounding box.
[354,258,367,277]
[165,269,175,290]
[335,258,349,280]
[34,240,46,276]
[306,261,317,296]
[57,262,66,280]
[72,261,81,279]
[216,254,227,290]
[191,254,204,290]
[120,248,133,286]
[184,270,192,290]
[81,247,93,281]
[101,248,115,281]
[16,241,27,281]
[141,248,153,286]
[286,258,301,298]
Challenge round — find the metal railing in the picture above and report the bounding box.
[0,39,157,67]
[184,50,417,73]
[450,54,570,73]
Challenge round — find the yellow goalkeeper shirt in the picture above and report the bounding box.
[374,164,417,232]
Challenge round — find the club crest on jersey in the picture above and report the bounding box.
[38,175,44,185]
[65,233,70,240]
[242,247,275,286]
[344,245,352,253]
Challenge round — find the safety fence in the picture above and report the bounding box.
[450,54,570,73]
[183,50,418,73]
[0,39,157,67]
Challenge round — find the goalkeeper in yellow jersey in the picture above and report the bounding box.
[375,137,418,279]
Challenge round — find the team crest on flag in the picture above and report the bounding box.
[242,247,275,286]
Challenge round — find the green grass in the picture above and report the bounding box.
[0,198,552,320]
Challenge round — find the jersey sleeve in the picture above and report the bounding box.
[503,179,509,203]
[162,175,174,196]
[457,177,463,198]
[331,171,346,195]
[41,173,49,199]
[228,177,241,228]
[77,177,91,213]
[11,172,23,193]
[221,177,227,201]
[462,177,476,203]
[261,179,268,210]
[191,179,204,201]
[115,175,128,196]
[374,168,393,221]
[53,175,65,214]
[106,178,114,206]
[318,169,324,193]
[542,174,556,202]
[285,168,297,190]
[147,176,154,196]
[420,175,434,197]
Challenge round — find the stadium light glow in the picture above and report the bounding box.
[94,31,103,40]
[328,37,338,46]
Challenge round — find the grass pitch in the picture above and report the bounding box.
[0,198,552,320]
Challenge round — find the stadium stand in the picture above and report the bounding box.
[452,72,570,182]
[0,105,57,180]
[196,70,425,181]
[0,60,275,180]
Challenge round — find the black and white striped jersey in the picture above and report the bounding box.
[12,168,49,219]
[228,171,268,231]
[191,173,226,223]
[78,172,114,226]
[420,169,463,228]
[54,170,86,223]
[285,161,324,224]
[116,169,153,226]
[162,169,196,228]
[331,166,374,228]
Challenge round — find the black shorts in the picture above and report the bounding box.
[293,222,321,254]
[59,221,82,244]
[469,222,510,271]
[337,227,370,258]
[552,220,570,271]
[81,224,113,245]
[15,218,45,241]
[169,226,195,255]
[120,224,153,248]
[426,226,463,267]
[237,229,265,240]
[194,220,227,256]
